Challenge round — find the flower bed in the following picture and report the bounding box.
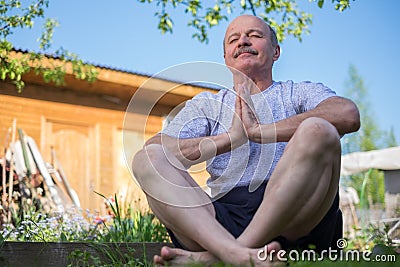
[0,194,170,266]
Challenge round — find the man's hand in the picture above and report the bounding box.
[238,84,262,142]
[228,83,269,146]
[228,87,248,149]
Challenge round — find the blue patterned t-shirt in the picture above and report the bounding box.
[161,80,336,196]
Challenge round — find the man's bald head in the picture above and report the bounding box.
[223,15,278,55]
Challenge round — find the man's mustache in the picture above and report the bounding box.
[233,47,258,58]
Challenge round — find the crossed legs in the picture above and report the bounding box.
[132,117,342,266]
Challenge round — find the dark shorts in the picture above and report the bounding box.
[168,183,342,253]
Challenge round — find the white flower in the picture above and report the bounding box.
[37,188,44,195]
[12,191,21,199]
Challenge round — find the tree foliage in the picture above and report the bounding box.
[0,0,97,91]
[343,65,397,153]
[342,65,397,205]
[137,0,353,43]
[1,0,354,91]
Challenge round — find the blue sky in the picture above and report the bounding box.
[10,0,400,144]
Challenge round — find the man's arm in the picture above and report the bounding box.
[240,85,360,143]
[272,96,360,142]
[144,133,231,168]
[144,92,249,168]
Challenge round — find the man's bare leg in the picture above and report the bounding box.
[153,117,341,265]
[133,144,261,265]
[237,117,341,247]
[132,117,341,265]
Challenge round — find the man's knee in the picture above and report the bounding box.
[132,144,166,178]
[293,117,340,155]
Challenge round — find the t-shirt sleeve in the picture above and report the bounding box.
[161,92,214,139]
[292,82,336,114]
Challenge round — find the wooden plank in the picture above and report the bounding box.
[0,93,163,134]
[0,242,171,267]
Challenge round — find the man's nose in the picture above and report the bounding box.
[238,35,251,47]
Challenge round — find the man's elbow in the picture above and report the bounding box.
[343,102,361,134]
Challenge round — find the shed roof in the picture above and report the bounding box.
[6,50,220,114]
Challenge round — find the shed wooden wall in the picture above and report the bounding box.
[0,79,210,213]
[0,85,156,212]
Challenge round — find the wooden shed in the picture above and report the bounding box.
[0,51,216,212]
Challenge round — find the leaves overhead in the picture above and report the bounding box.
[137,0,353,43]
[1,0,354,91]
[0,0,97,91]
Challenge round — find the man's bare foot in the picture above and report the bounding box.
[219,241,284,266]
[153,241,284,266]
[248,241,285,266]
[153,246,219,266]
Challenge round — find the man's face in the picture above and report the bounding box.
[223,15,278,75]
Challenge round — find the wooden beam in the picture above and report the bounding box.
[9,50,218,102]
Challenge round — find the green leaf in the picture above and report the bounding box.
[1,70,6,80]
[60,232,67,241]
[0,232,4,245]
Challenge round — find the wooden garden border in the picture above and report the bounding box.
[0,241,170,266]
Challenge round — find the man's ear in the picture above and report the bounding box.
[273,45,281,61]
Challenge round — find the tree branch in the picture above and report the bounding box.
[247,0,257,16]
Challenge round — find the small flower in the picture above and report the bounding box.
[94,216,105,224]
[36,188,43,195]
[12,191,21,199]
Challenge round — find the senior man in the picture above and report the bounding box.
[132,14,360,266]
